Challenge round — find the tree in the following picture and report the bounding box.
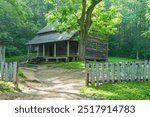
[0,0,52,57]
[47,0,122,60]
[108,0,148,59]
[0,0,31,40]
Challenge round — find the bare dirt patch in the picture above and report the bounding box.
[0,65,86,100]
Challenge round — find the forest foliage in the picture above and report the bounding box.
[0,0,150,59]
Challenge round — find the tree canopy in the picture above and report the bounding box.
[47,0,122,37]
[47,0,122,59]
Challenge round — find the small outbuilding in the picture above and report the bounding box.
[27,26,78,62]
[0,40,6,62]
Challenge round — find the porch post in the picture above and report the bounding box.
[43,44,45,56]
[67,41,70,57]
[54,43,56,57]
[37,45,39,56]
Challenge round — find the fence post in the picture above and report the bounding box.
[101,63,104,83]
[122,63,125,81]
[126,62,130,81]
[91,64,95,85]
[9,62,13,81]
[117,63,120,82]
[106,63,110,82]
[144,60,148,81]
[132,62,136,81]
[138,62,142,81]
[96,63,99,86]
[5,62,8,81]
[111,63,115,83]
[85,63,89,86]
[13,62,19,89]
[1,62,5,81]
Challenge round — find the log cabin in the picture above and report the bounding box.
[27,25,108,62]
[27,26,78,62]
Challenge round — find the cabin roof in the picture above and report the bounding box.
[27,28,78,45]
[37,25,56,34]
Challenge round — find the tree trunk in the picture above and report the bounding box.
[78,30,88,60]
[78,0,102,60]
[79,37,85,60]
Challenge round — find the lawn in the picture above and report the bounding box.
[108,57,139,63]
[81,82,150,100]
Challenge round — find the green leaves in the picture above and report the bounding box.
[47,0,122,36]
[90,2,122,37]
[47,0,81,31]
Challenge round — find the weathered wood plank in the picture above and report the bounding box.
[9,62,13,81]
[144,60,148,81]
[96,63,100,86]
[106,63,110,82]
[122,63,125,81]
[91,64,95,85]
[132,62,136,81]
[13,62,18,89]
[126,62,130,81]
[88,64,92,84]
[138,62,142,81]
[101,63,104,83]
[1,62,5,80]
[111,63,115,83]
[124,63,127,81]
[85,63,89,86]
[116,63,120,82]
[5,62,8,81]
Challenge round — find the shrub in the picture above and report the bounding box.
[6,47,23,57]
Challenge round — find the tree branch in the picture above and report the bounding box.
[85,0,102,31]
[78,0,86,28]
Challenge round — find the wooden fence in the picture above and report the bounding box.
[0,62,18,88]
[85,60,150,86]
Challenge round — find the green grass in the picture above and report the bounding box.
[81,82,150,100]
[108,57,139,63]
[46,61,85,69]
[43,57,139,69]
[0,81,16,93]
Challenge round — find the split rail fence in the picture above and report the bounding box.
[0,62,18,88]
[85,60,150,86]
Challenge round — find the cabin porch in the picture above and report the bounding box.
[28,40,78,62]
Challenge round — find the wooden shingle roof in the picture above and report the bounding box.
[37,25,56,34]
[27,26,78,45]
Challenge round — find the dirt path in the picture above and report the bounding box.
[0,65,86,100]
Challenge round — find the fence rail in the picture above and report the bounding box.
[0,62,18,88]
[85,60,150,86]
